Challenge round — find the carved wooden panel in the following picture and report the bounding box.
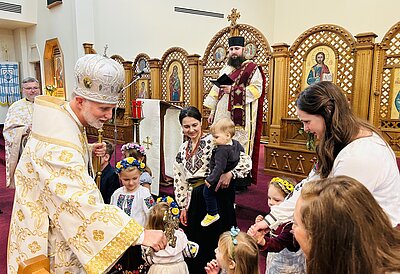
[381,120,400,150]
[110,55,127,110]
[281,118,308,145]
[264,145,317,181]
[287,24,357,118]
[202,24,272,136]
[377,21,400,156]
[86,123,133,144]
[160,47,190,107]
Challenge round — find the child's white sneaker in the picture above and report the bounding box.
[201,213,220,227]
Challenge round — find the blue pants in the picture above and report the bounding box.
[203,184,218,215]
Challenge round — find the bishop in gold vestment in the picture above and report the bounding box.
[7,55,166,274]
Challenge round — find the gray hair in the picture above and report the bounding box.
[22,77,39,84]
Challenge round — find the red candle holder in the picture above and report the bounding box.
[131,100,143,119]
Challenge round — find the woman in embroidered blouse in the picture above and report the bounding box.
[174,106,251,274]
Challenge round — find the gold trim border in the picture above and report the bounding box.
[84,219,144,273]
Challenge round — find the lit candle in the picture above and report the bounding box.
[54,76,57,88]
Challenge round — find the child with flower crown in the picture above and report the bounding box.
[142,196,199,274]
[248,177,306,274]
[121,142,153,190]
[204,227,259,274]
[110,157,156,272]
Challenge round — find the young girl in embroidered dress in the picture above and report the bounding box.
[110,157,156,272]
[121,142,153,190]
[204,228,259,274]
[248,177,306,274]
[143,196,199,274]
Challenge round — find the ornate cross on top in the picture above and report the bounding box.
[142,136,153,149]
[103,44,109,57]
[227,8,240,27]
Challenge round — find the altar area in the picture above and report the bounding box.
[85,9,400,181]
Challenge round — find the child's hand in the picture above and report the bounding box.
[255,214,264,223]
[204,259,220,274]
[247,225,266,246]
[205,180,211,188]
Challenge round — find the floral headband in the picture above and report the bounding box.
[116,157,146,173]
[156,196,180,219]
[229,227,240,261]
[121,143,146,156]
[270,177,295,195]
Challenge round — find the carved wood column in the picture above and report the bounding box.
[187,54,202,110]
[82,43,95,54]
[353,32,377,121]
[370,42,387,127]
[149,59,161,99]
[269,43,290,145]
[122,61,133,125]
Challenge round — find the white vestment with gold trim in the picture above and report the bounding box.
[3,98,33,188]
[7,95,143,274]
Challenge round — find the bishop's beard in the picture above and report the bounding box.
[228,56,246,69]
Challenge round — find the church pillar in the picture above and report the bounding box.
[370,37,386,127]
[82,43,95,54]
[122,61,133,125]
[269,43,290,145]
[149,59,161,99]
[187,54,202,110]
[353,32,377,121]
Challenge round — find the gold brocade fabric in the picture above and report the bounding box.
[7,96,143,274]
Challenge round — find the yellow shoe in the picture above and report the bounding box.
[201,213,220,227]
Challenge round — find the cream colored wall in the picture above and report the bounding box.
[0,29,16,62]
[0,0,37,24]
[26,0,82,99]
[272,0,400,45]
[92,0,274,59]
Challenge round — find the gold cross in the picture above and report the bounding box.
[142,136,153,149]
[227,8,240,27]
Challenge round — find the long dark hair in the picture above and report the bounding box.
[300,176,400,274]
[179,106,202,125]
[296,81,379,178]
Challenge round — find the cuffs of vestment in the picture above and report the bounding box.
[263,214,280,230]
[136,231,145,245]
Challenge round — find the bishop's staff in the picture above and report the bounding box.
[95,128,104,188]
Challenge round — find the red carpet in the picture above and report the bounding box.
[1,136,398,273]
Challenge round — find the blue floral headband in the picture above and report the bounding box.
[116,157,145,173]
[229,226,240,261]
[121,143,146,156]
[156,196,180,219]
